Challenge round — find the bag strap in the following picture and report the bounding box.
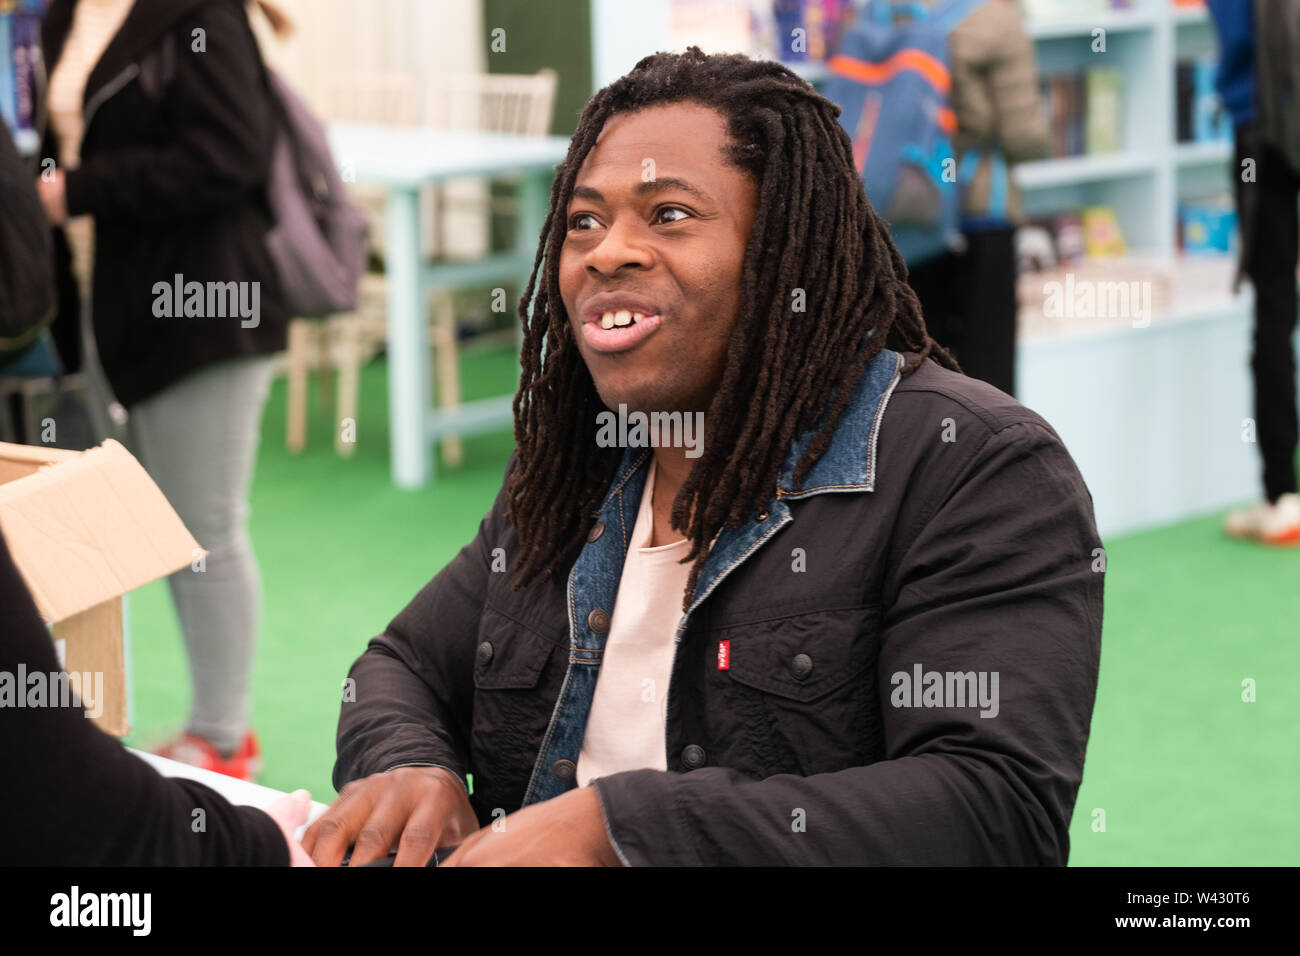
[958,147,1009,220]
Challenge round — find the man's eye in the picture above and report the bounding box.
[655,206,690,225]
[569,213,600,231]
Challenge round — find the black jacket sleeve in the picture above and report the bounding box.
[0,122,55,343]
[63,0,274,224]
[332,458,515,796]
[0,528,289,866]
[591,421,1104,865]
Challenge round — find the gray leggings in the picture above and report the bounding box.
[127,355,275,753]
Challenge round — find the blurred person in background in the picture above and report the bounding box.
[36,0,293,777]
[0,107,56,377]
[904,0,1047,398]
[1209,0,1300,545]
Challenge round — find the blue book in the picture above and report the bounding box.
[11,12,38,130]
[0,13,17,134]
[1192,59,1231,142]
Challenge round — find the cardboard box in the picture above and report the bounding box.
[0,440,201,736]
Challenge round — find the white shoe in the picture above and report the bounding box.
[1225,492,1300,545]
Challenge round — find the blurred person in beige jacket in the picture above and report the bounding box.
[906,0,1047,397]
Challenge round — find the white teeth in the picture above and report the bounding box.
[598,308,650,330]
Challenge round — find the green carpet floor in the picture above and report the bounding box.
[119,348,1300,865]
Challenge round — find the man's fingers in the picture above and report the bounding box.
[391,798,446,867]
[345,793,408,867]
[302,783,374,867]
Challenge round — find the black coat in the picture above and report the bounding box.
[333,353,1106,865]
[41,0,287,407]
[0,523,289,865]
[0,119,54,349]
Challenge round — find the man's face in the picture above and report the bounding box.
[558,102,759,416]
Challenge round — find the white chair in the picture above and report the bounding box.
[421,69,558,466]
[281,70,558,462]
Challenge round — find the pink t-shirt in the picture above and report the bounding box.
[576,458,693,787]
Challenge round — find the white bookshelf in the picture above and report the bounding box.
[1025,6,1161,40]
[1016,150,1161,188]
[1006,1,1291,536]
[1011,0,1229,260]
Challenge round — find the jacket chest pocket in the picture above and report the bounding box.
[704,606,884,778]
[468,608,559,809]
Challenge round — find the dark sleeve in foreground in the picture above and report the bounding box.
[592,421,1104,865]
[0,530,288,866]
[332,458,513,796]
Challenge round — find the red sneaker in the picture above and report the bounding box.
[154,731,263,781]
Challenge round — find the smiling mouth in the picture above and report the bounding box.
[581,309,663,354]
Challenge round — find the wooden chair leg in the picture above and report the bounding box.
[335,317,361,458]
[316,330,334,415]
[286,319,311,454]
[432,291,463,467]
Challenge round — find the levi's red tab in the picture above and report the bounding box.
[717,640,730,670]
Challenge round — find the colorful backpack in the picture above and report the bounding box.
[824,0,988,265]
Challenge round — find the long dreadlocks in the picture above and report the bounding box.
[507,47,960,611]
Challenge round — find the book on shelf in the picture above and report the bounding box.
[1175,57,1232,144]
[1081,205,1126,257]
[1018,206,1126,272]
[1192,59,1231,143]
[769,0,851,63]
[1086,68,1123,155]
[1038,67,1122,159]
[1178,197,1237,256]
[1,0,47,143]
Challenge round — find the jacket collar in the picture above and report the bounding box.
[601,347,904,509]
[595,347,905,627]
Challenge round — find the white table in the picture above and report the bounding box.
[326,124,571,488]
[130,748,330,840]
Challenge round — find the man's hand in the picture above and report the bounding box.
[441,786,621,867]
[301,767,478,867]
[36,171,67,225]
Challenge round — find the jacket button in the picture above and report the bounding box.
[755,509,769,522]
[790,653,813,680]
[476,641,494,666]
[587,521,605,543]
[587,608,610,633]
[551,759,576,781]
[681,744,706,769]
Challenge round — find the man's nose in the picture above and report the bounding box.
[585,217,653,275]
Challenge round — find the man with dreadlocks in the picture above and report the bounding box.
[305,48,1103,867]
